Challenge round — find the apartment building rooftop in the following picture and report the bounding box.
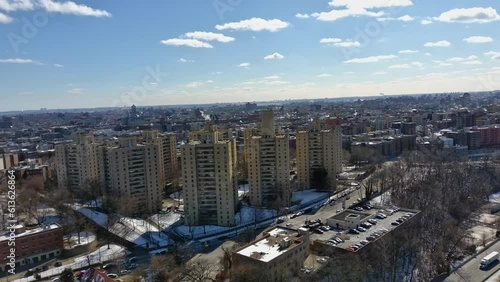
[236,227,304,262]
[0,223,61,242]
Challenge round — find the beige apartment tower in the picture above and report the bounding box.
[296,118,342,191]
[181,128,238,227]
[56,133,165,214]
[105,137,164,213]
[247,110,290,208]
[142,131,178,185]
[55,134,105,192]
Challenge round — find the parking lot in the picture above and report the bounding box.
[310,207,418,252]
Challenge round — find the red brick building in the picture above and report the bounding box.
[0,223,63,272]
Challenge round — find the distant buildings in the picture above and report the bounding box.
[296,118,342,192]
[247,110,290,208]
[181,126,238,227]
[0,223,63,272]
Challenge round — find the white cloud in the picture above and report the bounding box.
[215,18,289,32]
[312,8,384,21]
[463,60,483,65]
[184,31,234,43]
[312,0,413,21]
[344,54,397,63]
[327,0,413,9]
[320,38,361,47]
[264,52,284,60]
[378,15,414,22]
[435,7,500,23]
[266,80,289,85]
[38,0,111,17]
[389,64,411,69]
[463,36,493,43]
[425,52,431,56]
[178,58,194,63]
[0,12,12,23]
[424,40,451,47]
[295,13,309,19]
[399,49,418,54]
[446,55,478,62]
[68,88,83,94]
[411,61,423,68]
[485,51,500,60]
[53,63,64,67]
[344,72,355,75]
[161,39,213,48]
[238,62,251,68]
[0,58,38,64]
[185,80,214,88]
[317,73,332,77]
[372,71,387,75]
[0,0,34,12]
[421,18,433,25]
[263,75,281,80]
[320,38,342,44]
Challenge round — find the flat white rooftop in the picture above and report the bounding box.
[0,224,60,242]
[236,227,301,262]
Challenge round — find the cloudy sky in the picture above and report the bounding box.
[0,0,500,111]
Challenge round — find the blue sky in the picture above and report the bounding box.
[0,0,500,111]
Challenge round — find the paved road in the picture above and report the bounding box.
[445,240,500,282]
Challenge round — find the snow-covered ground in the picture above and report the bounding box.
[72,204,172,247]
[149,212,183,230]
[64,231,96,249]
[489,192,500,203]
[14,244,127,282]
[371,191,392,206]
[174,205,277,239]
[467,225,497,246]
[238,184,249,198]
[292,190,329,205]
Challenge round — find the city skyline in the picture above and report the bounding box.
[1,0,500,112]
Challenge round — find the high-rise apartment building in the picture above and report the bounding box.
[55,134,105,192]
[105,137,164,213]
[247,110,290,208]
[296,118,342,191]
[181,127,238,227]
[56,133,166,213]
[142,131,178,184]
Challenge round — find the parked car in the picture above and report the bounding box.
[108,273,118,278]
[360,240,369,245]
[320,226,330,231]
[128,263,139,269]
[357,227,366,232]
[368,219,377,225]
[349,229,360,234]
[391,222,400,226]
[277,218,284,224]
[54,261,62,267]
[313,229,324,234]
[120,270,131,275]
[128,257,137,263]
[366,236,375,241]
[51,278,60,282]
[103,263,116,269]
